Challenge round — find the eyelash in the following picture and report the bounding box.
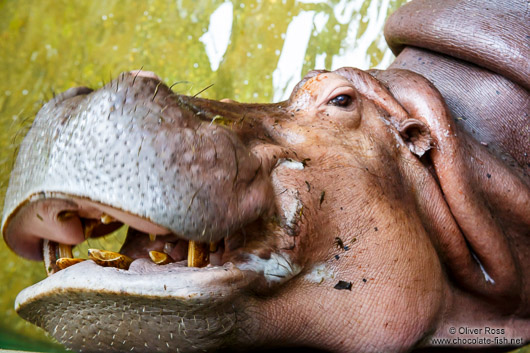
[328,94,353,107]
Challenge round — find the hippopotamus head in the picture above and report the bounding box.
[2,64,529,352]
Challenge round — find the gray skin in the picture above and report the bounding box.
[2,1,530,352]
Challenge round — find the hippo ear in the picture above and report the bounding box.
[398,119,432,157]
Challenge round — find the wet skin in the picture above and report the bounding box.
[2,1,530,352]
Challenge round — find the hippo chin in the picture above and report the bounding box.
[2,1,529,353]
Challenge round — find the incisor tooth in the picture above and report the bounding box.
[43,241,76,276]
[88,249,133,270]
[149,251,172,265]
[58,244,73,259]
[149,234,157,242]
[188,241,209,267]
[83,219,100,239]
[43,239,58,276]
[56,258,85,270]
[100,213,115,224]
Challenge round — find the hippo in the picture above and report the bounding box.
[1,0,529,352]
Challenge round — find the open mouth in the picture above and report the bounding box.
[10,153,305,306]
[43,210,229,277]
[25,193,285,285]
[11,192,302,318]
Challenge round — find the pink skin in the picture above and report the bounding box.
[228,70,529,351]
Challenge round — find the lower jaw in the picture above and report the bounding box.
[16,261,257,353]
[19,232,301,308]
[16,231,301,352]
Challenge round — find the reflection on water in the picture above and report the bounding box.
[0,0,405,349]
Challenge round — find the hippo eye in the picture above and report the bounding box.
[328,94,352,107]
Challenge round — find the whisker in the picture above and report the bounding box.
[193,83,214,98]
[169,81,191,91]
[132,65,144,86]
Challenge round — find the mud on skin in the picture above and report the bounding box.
[2,0,530,352]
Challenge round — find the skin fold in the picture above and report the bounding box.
[1,0,529,352]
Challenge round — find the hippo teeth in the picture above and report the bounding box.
[56,257,85,270]
[87,248,133,269]
[41,219,220,276]
[148,250,172,265]
[187,241,209,267]
[100,213,115,224]
[42,240,79,276]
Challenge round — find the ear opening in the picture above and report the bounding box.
[398,118,432,157]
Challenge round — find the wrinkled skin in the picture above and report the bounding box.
[2,1,530,352]
[385,0,529,171]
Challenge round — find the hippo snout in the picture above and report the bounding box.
[2,72,277,260]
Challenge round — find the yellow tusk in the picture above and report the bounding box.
[58,243,73,259]
[88,249,133,270]
[83,219,100,239]
[149,250,172,265]
[100,213,115,224]
[187,241,209,268]
[56,258,85,270]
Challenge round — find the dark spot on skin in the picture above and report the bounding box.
[319,190,325,208]
[334,237,344,249]
[36,213,43,221]
[487,173,491,178]
[334,255,340,260]
[340,207,343,210]
[352,238,357,243]
[305,181,311,192]
[374,227,378,231]
[363,278,367,283]
[334,281,352,291]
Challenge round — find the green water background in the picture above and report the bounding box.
[2,1,523,352]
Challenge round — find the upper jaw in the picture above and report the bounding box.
[2,73,280,260]
[4,71,306,311]
[11,152,306,304]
